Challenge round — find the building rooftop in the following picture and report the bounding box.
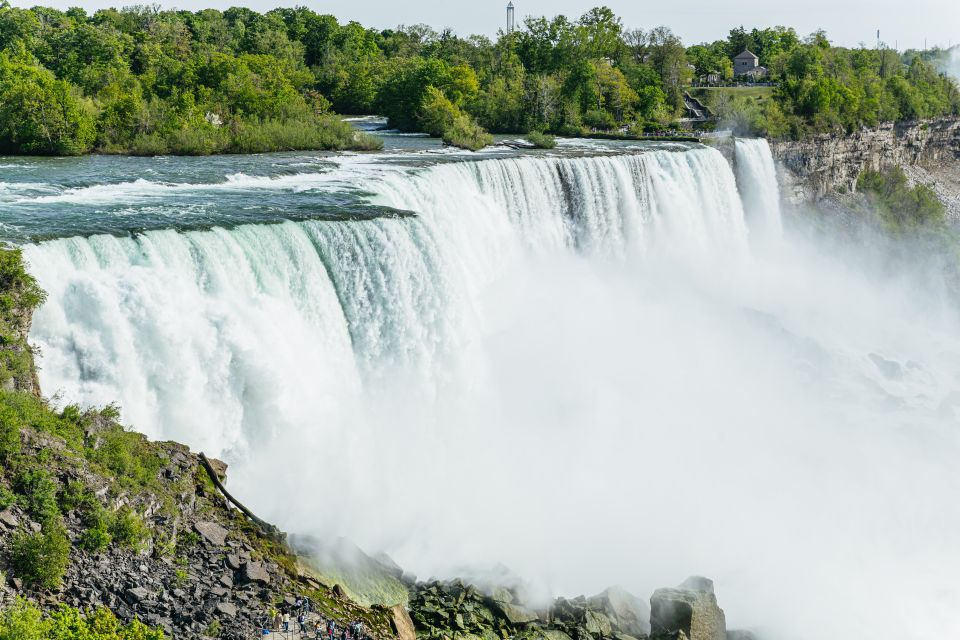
[734,50,759,61]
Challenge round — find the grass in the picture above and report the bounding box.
[689,86,775,112]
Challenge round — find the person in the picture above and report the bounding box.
[315,621,324,639]
[283,613,290,633]
[274,612,283,632]
[299,612,307,634]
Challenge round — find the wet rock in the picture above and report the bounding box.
[650,577,725,640]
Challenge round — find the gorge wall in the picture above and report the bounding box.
[767,118,960,205]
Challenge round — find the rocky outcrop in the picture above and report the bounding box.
[649,577,726,640]
[408,579,656,640]
[769,118,960,202]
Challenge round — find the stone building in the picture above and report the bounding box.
[733,49,768,78]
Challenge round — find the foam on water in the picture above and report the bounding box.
[23,142,960,639]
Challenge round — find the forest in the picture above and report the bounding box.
[0,2,958,154]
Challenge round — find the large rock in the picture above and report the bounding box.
[194,521,228,546]
[587,586,651,635]
[650,577,726,640]
[241,561,270,585]
[390,604,417,640]
[491,600,539,625]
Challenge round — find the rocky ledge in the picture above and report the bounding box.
[768,118,960,202]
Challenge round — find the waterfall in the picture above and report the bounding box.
[24,146,752,453]
[21,142,960,639]
[734,138,784,243]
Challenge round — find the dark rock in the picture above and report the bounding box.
[242,561,270,585]
[125,587,151,604]
[226,554,242,571]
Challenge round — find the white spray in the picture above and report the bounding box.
[23,144,960,639]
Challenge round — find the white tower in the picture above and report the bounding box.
[507,2,515,33]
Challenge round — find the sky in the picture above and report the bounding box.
[10,0,959,49]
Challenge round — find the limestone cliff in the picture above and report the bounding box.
[768,118,960,206]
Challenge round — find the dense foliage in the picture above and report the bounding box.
[858,166,947,235]
[0,3,958,146]
[0,599,163,640]
[693,27,960,136]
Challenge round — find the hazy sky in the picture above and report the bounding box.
[12,0,959,49]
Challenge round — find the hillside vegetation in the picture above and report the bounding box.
[1,4,957,154]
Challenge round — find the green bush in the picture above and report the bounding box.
[857,167,947,234]
[9,522,71,590]
[583,109,617,131]
[109,506,149,550]
[14,467,60,524]
[443,113,493,151]
[0,484,15,510]
[526,131,557,149]
[0,599,164,640]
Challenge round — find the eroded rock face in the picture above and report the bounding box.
[650,577,726,640]
[769,118,960,201]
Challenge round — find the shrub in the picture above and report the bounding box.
[109,506,149,550]
[9,522,71,590]
[419,86,460,137]
[443,113,493,151]
[14,467,60,524]
[583,109,616,130]
[857,167,947,234]
[526,131,556,149]
[0,599,164,640]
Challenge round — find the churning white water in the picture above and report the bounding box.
[734,138,783,244]
[23,143,960,639]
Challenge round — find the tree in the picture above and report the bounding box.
[0,55,95,155]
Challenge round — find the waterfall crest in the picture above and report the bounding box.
[23,141,960,639]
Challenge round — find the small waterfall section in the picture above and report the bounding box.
[734,138,784,244]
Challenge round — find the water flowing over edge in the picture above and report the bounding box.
[22,142,960,639]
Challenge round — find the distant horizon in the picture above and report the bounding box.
[7,0,958,51]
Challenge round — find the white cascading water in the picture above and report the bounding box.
[23,143,960,640]
[734,138,784,244]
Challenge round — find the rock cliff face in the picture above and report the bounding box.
[768,118,960,203]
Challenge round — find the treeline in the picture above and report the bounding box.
[694,27,960,137]
[0,2,382,154]
[0,4,958,155]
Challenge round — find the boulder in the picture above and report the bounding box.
[584,610,613,636]
[126,587,151,604]
[241,561,270,585]
[194,521,228,546]
[216,602,238,617]
[390,604,417,640]
[0,509,19,529]
[587,586,651,635]
[650,577,725,640]
[492,601,539,625]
